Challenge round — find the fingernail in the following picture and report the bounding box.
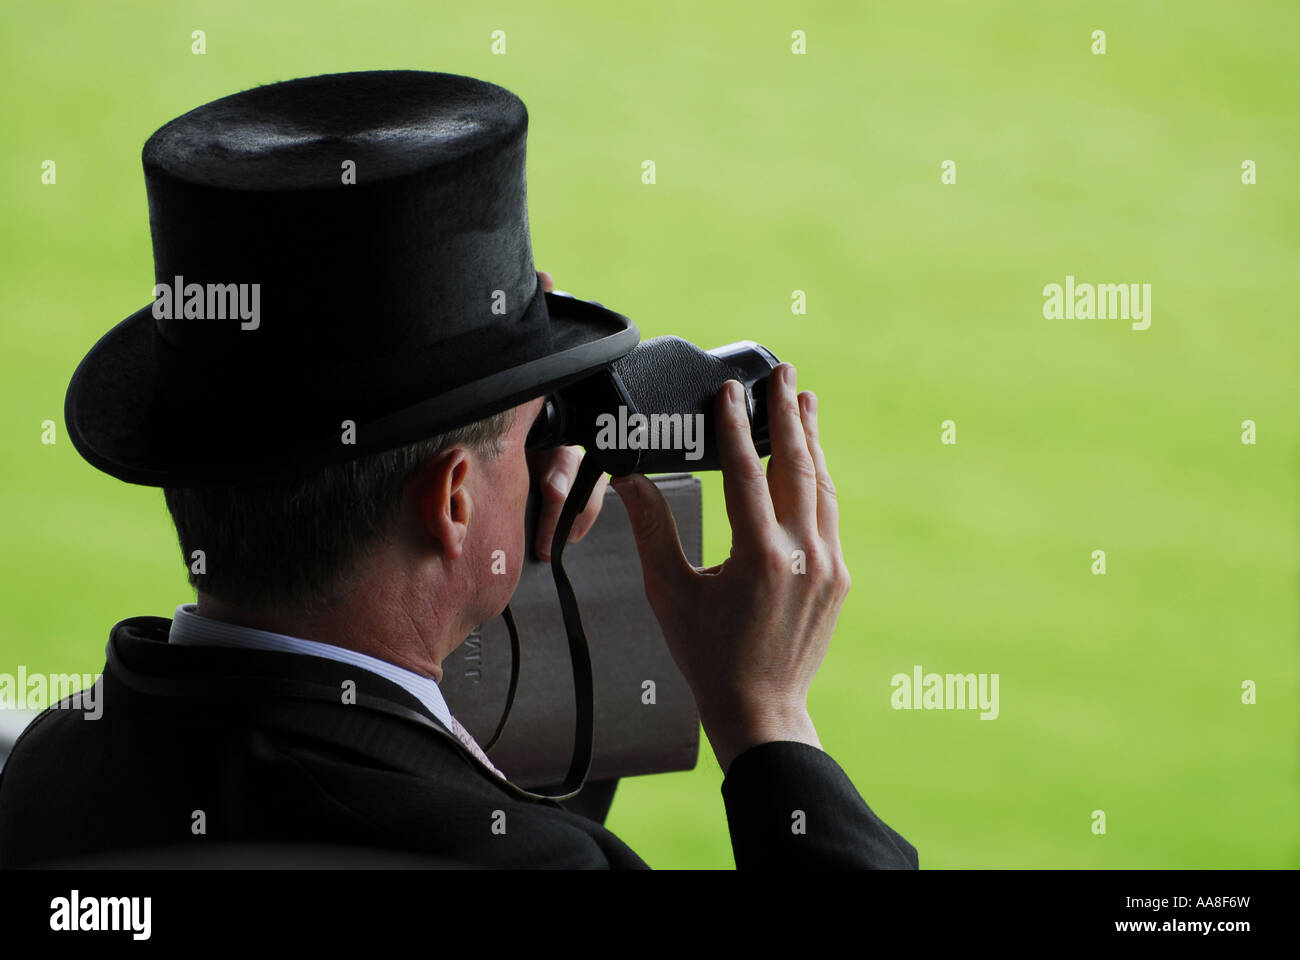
[726,380,743,405]
[546,469,569,498]
[782,363,797,386]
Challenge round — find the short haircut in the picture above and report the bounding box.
[163,407,517,612]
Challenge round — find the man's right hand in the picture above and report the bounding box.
[611,363,850,775]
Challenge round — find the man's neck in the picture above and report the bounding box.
[196,576,461,684]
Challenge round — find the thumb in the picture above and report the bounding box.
[611,474,693,592]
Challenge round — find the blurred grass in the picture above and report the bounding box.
[1,0,1296,868]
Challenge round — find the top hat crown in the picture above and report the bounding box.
[66,70,638,486]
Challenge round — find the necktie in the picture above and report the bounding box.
[449,715,507,781]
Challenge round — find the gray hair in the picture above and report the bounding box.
[163,407,517,613]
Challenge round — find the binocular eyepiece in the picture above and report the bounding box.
[525,331,780,475]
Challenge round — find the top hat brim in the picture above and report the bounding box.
[65,291,639,487]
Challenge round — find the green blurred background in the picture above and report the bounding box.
[2,0,1296,868]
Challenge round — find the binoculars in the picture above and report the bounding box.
[524,297,781,475]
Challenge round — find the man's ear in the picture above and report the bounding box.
[410,449,473,561]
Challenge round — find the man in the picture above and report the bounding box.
[0,71,917,869]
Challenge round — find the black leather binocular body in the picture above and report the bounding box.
[526,332,780,475]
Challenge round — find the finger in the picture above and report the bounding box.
[764,363,819,537]
[715,379,778,553]
[799,391,840,548]
[611,474,694,595]
[533,445,584,561]
[568,472,609,542]
[537,270,554,292]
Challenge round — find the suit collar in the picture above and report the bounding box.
[103,616,559,807]
[108,615,447,729]
[167,603,456,732]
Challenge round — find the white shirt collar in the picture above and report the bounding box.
[168,603,455,732]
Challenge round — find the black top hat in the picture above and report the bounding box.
[65,70,639,487]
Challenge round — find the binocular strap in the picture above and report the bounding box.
[488,453,603,801]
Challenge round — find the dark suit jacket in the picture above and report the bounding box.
[0,616,918,869]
